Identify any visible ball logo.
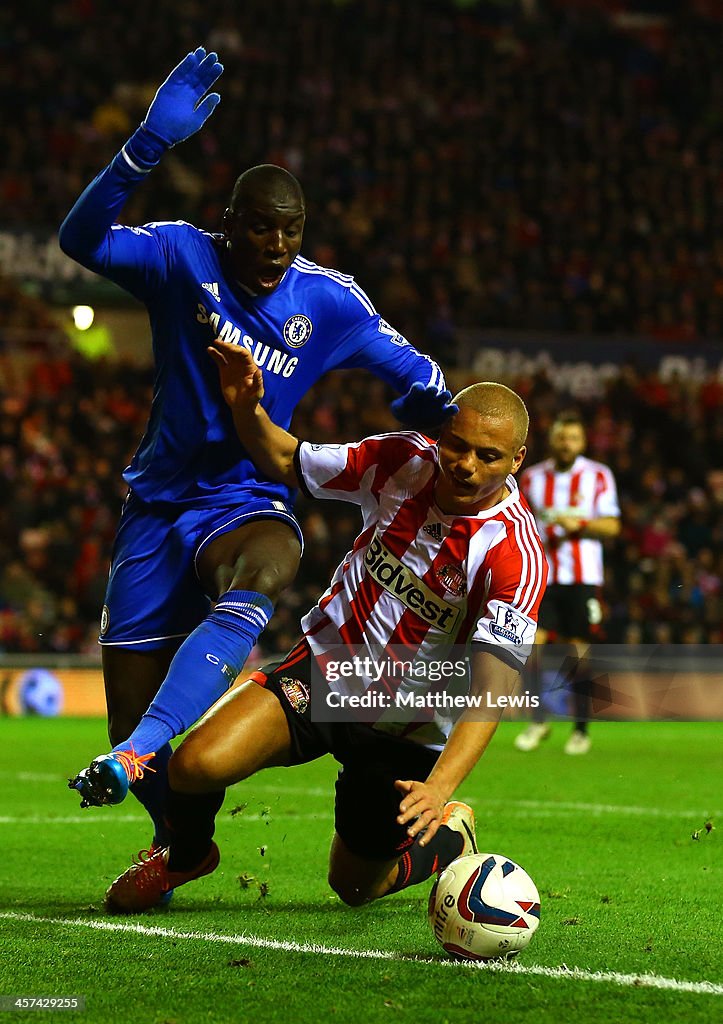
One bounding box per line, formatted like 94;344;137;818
100;605;110;636
459;857;538;929
283;314;313;348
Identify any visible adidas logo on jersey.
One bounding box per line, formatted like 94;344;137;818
423;522;443;541
202;282;220;301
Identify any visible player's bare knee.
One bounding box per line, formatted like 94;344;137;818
327;871;374;907
169;738;222;793
231;556;299;602
168;745;195;792
329;881;369;907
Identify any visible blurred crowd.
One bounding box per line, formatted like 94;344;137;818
5;0;723;349
0;277;67;356
2;0;720;654
0;345;720;656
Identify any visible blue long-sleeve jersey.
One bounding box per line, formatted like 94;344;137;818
59;141;446;508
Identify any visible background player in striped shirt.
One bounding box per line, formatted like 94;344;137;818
514;413;621;755
63;50;453;853
97;341;547;912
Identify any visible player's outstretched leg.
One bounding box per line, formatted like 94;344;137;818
68;590;274;808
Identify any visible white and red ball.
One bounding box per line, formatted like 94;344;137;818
428;853;540;961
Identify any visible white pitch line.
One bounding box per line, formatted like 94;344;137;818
475;798;722;819
0;812;332;826
248;783;719;818
0;815;148;825
0;912;721;997
246;782;329;798
0;770;65;783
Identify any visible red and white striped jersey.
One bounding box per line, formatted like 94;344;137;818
297;432;547;746
521;455;620;586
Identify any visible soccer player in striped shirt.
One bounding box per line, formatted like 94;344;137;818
98;342;547;912
63;49;452;842
514;413;621;755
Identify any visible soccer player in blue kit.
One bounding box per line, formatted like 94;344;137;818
62;48;453;857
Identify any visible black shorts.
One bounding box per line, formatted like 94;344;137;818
538;584;602;641
251;639;439;862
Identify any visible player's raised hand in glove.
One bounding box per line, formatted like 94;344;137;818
143;47;224;148
208;339;299;488
208;338;264;410
390;383;458;432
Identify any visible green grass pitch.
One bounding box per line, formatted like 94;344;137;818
0;718;721;1024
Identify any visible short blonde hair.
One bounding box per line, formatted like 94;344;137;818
452;382;529;449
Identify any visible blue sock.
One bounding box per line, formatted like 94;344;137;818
128;742;172;845
115;590;273;758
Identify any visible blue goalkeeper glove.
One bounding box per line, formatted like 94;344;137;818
142;47;223;148
390;383;458;431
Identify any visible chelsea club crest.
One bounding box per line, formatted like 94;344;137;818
283;314;313;348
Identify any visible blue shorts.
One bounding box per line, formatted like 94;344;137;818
99;493;303;649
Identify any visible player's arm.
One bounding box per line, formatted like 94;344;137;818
551;515;621;539
398;523;547;844
396;650;519;846
552;466;621;539
208;339;300;488
58;48;222;283
324;290;456;431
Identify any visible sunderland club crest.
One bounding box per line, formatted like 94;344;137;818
279;676;310;714
436;564;467;597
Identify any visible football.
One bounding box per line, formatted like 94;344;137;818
428;853;540;961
